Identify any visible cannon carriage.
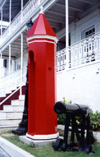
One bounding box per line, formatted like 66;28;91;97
52;101;94;154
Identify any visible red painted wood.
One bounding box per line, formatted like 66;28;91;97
27;13;58;137
26;13;57;37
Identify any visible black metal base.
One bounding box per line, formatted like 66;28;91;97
12;126;27;135
12;107;28;135
12;65;28;135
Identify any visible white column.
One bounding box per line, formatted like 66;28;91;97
20;33;23;95
38;0;41;5
65;0;69;69
0;52;2;79
1;8;3;40
9;44;11;76
9;0;11;23
9;0;11;35
66;0;69;48
21;0;23;22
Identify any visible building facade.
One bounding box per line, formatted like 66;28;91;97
0;0;100;112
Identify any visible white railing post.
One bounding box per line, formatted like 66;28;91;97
20;33;23;95
9;0;12;35
38;0;41;5
9;44;11;86
68;46;71;68
9;0;12;23
21;0;23;22
97;34;100;60
0;52;2;79
65;0;69;70
79;42;82;65
1;8;3;41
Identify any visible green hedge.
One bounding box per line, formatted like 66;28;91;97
90;110;100;130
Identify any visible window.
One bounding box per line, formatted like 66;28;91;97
85;27;95;38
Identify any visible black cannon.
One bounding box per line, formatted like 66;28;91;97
52;101;94;154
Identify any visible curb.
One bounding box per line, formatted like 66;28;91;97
0;136;35;157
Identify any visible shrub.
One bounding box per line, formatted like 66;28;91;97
57;98;72;125
90;110;100;131
75;110;100;131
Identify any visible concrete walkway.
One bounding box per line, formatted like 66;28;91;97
0;136;34;157
0;147;10;157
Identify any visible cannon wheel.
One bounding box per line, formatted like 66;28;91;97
52;138;63;151
85;144;92;154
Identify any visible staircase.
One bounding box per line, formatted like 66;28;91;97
0;86;26;131
0;86;26;110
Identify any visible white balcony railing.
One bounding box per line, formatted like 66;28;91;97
0;0;46;45
0;69;26;96
56;32;100;72
0;72;26;106
56;48;66;72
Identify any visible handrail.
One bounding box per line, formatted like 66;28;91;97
0;0;6;10
0;72;26;106
0;69;22;96
0;73;26;95
0;86;20;106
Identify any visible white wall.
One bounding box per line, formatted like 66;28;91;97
13;53;28;74
15;53;28;82
23;53;28;74
57;61;100;113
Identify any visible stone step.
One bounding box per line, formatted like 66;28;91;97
11;94;25;106
0;86;25;107
0;111;23;119
0;118;21;126
11;100;19;105
19;100;24;105
11;99;24;106
19;95;25;101
3;105;24;112
0;125;18;131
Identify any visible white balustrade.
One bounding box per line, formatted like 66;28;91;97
0;0;46;45
0;69;26;96
56;32;100;71
68;32;100;68
11;12;21;32
56;48;66;72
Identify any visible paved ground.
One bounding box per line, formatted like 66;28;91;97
0;147;10;157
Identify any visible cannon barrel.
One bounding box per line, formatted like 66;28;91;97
54;101;90;116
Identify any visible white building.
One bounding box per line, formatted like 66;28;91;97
0;0;100;120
